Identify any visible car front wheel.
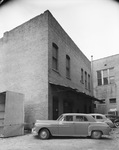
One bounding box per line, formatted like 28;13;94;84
91;131;102;139
38;129;50;140
114;122;119;128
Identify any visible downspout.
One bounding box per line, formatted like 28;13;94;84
91;55;94;97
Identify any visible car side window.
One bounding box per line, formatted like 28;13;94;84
64;116;73;121
96;116;103;119
75;116;88;122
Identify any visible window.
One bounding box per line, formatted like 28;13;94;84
81;68;84;83
97;70;102;86
109;68;114;84
85;71;87;89
64;116;73;121
103;69;108;85
97;67;114;86
66;55;70;79
100;99;105;104
109;98;116;103
52;43;58;71
96;116;103;119
75;116;88;122
88;74;90;90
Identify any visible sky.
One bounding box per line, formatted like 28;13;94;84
0;0;119;61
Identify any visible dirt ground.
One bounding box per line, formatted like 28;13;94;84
0;128;119;150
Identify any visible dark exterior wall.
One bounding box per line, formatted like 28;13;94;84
0;12;49;124
92;54;119;114
48;11;92;95
48;84;94;120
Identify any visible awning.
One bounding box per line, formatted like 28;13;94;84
49;82;99;101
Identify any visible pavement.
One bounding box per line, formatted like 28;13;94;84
0;128;119;150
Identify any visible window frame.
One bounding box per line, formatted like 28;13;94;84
97;67;114;86
52;43;58;71
109;98;116;104
66;55;71;79
81;68;84;84
85;71;87;89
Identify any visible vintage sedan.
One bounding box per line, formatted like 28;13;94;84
32;113;112;140
90;113;114;128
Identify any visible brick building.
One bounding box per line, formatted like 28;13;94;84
0;10;96;126
92;54;119;115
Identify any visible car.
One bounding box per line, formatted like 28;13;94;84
105;114;117;123
105;114;119;128
90;113;114;128
32;113;112;140
114;118;119;128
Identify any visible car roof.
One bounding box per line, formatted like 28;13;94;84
59;113;96;122
62;113;93;116
105;114;116;116
89;113;105;116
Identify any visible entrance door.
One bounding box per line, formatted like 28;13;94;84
53;97;59;120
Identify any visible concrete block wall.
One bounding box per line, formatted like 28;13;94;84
92;54;119;113
0;11;49;124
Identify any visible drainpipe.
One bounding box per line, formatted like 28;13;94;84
91;55;94;96
91;55;95;112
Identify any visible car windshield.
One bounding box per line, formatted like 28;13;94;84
57;114;63;121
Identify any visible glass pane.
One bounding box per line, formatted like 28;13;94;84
96;116;103;119
66;68;70;78
53;47;57;58
66;56;70;68
109;98;116;103
98;79;102;86
97;71;102;79
109;68;114;76
65;116;73;121
103;69;108;77
52;58;58;70
109;76;114;84
103;77;108;85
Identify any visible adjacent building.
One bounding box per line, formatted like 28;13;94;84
0;10;96;126
92;54;119;115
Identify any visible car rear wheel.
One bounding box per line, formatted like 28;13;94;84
114;122;119;128
91;131;102;139
38;129;50;140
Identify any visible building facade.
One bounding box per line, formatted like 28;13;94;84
92;54;119;115
0;10;96;126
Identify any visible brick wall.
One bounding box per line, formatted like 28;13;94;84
47;11;93;96
0;11;49;124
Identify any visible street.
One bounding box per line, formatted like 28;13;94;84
0;128;119;150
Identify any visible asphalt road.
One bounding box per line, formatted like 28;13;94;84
0;128;119;150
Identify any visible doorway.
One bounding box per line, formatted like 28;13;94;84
53;96;59;120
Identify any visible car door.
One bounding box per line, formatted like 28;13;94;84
74;115;90;136
58;115;75;136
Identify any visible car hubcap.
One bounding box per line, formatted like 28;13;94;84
94;132;100;137
115;122;119;127
40;131;47;139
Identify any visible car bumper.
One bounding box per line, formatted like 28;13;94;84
32;128;38;136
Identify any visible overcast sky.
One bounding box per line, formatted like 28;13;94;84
0;0;119;60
